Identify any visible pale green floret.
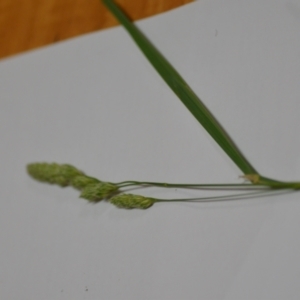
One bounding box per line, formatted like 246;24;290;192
110;194;155;209
27;162;83;187
80;182;118;202
71;175;100;190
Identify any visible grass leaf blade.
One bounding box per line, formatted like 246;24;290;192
102;0;258;175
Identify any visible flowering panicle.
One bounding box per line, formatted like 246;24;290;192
27;163;83;187
71;175;100;190
110;194;155;209
80;182;119;202
28;162;278;210
27;162;120;204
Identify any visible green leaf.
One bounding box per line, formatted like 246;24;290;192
101;0;258;176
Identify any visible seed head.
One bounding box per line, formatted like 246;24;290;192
71;176;100;190
110;194;155;209
80;182;118;202
27;162;83;187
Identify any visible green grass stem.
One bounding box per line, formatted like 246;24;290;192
154;188;290;203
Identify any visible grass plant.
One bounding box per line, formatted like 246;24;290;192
27;0;300;209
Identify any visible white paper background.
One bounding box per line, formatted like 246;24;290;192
1;0;300;299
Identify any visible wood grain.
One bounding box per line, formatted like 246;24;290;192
0;0;193;59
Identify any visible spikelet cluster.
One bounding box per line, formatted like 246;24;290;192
27;162;119;202
110;194;155;209
27;162;157;209
71;175;100;190
80;182;118;202
27;163;83;187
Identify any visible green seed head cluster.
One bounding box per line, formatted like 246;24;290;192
27;163;84;187
80;182;119;202
71;175;100;190
27;162;119;203
110;194;155;209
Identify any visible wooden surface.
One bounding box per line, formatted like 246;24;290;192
0;0;193;60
